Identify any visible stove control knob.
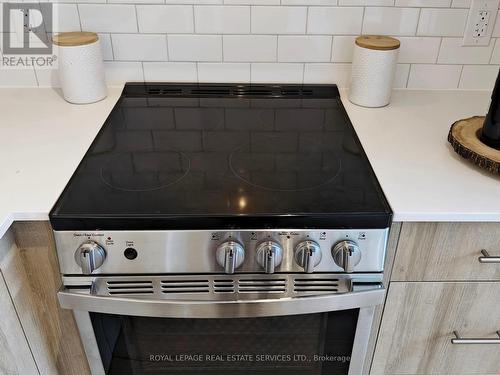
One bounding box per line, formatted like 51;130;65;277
75;241;106;275
332;240;361;273
216;241;245;274
256;241;283;274
295;240;322;273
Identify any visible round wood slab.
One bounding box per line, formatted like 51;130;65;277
448;116;500;175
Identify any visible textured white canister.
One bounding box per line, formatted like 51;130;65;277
53;32;107;104
349;35;400;108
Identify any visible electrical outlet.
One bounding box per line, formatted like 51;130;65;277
463;0;500;46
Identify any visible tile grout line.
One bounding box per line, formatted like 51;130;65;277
435;36;443;63
360;6;365;34
457;64;465;88
76;4;83;32
165;33;169;61
134;4;140;33
488;37;497;64
405;64;412;88
109;33;116;60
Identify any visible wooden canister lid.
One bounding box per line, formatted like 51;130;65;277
355;35;400;50
52;32;99;47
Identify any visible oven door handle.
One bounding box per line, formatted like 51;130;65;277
58;285;385;318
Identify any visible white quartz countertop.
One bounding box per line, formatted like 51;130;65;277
341;89;500;222
0;86;124;238
0;86;499;239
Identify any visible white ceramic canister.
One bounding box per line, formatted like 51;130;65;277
349;35;400;108
53;32;107;104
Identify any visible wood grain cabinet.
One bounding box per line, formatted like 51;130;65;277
371;222;500;375
371;282;500;375
0;222;90;375
0;264;39;375
393;222;500;281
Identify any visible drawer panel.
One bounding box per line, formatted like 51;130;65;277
393;223;500;281
371;282;500;375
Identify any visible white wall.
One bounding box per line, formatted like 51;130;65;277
1;0;499;89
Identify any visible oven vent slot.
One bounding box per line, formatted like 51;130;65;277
161;280;210;294
106;280;154;295
147;87;183;96
213;279;235;293
238;279;287;293
191;88;231;96
293;278;341;293
281;88;314;97
233;88;274;96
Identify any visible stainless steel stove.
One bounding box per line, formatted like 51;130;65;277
50;83;392;375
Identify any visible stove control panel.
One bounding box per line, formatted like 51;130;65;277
54;229;389;275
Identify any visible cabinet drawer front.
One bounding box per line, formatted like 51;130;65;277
371;282;500;375
393;223;500;281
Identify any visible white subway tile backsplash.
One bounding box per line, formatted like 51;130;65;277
251;63;304;83
251;6;307;34
34;69;60;88
451;0;470;7
195;6;250;34
363;7;420;36
304;63;351;86
398;37;441;63
224;0;279;4
282;0;337;4
104;62;144;84
304;62;409;87
98;34;114;61
459;65;500;89
197;63;250;82
109;0;163;3
278;35;332;62
168;35;222;61
143;62;198;81
51;4;81;33
438;37;494;64
417;8;468;36
0;68;38;87
223;35;277;62
307;7;363;35
331;36;356;62
493;11;500;37
407;64;462;89
339;0;393;5
491;39;500;63
167;0;222;3
112;34;167;61
78;4;138;33
137;5;194;33
3;1;499;89
394;64;411;88
396;0;451;7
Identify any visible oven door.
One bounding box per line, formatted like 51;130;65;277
59;275;384;375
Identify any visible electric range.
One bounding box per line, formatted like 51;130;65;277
50;83;392;375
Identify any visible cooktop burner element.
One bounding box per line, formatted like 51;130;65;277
100;150;191;192
229;136;342;192
50;83;391;230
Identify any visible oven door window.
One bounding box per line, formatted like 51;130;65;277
91;310;359;375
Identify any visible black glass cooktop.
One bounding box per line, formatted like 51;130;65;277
50;83;391;230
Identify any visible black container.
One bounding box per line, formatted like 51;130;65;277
481;68;500;149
